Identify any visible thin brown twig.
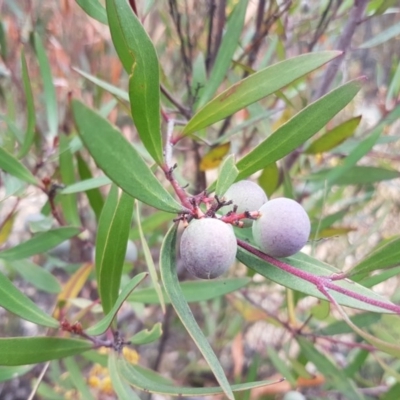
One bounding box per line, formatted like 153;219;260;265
160;84;191;119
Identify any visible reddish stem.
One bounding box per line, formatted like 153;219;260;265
237;239;400;315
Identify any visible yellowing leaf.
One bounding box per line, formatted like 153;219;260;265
54;263;92;319
258;163;279;197
314;226;356;239
0;213;15;245
271;108;294;131
200;143;230;171
227;294;273;323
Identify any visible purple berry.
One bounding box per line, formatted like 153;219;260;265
252;198;310;258
180;218;237;279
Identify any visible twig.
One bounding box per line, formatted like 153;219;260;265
160;85;191;119
205;0;216;72
315;0;369;99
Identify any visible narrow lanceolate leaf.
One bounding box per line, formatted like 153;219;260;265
236;246;397;313
34;33;58;139
76;0;108;25
197;0;248;109
72;100;185;214
297;338;363;400
18;49;36;158
96;185;134;315
129;277;250;304
0;338;92;366
236;78;363;179
59;135;81;226
0;270;59;328
359;21;400;48
304;115;361;154
61;176;112;194
130;322;162;345
0;227;80;261
0;146;37;185
109;352;141;400
86;272;147;336
118;356;280;396
64;357;95;400
348;236;400;279
160;224;234;400
183;51;342;135
136;202;166;313
107;0;163;165
215;155;239;197
0;366;33;383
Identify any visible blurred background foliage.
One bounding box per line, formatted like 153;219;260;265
1;0;400;399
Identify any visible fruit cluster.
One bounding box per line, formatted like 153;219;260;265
180;180;311;279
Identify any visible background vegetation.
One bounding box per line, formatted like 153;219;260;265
1;0;400;399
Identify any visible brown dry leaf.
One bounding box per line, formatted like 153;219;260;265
232;332;244;379
53;262;92;319
199;143;230;171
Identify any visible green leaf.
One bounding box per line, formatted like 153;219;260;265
18;49;36;158
86;272;147;336
160;224;234;400
215;155;239;197
0;338;92;366
0;227;80;261
130;211;171;240
348;236;400;279
8;259;61;294
59;135;81;226
95;185;134;315
196;0;248;109
76;0;108;24
235;78;363;179
266;347;296;387
0;365;32;383
257;163;279;197
129;277;250;304
34;33;58;139
118;355;279;396
73;67;129;101
136;202;166;312
64;357;95;400
76;152;105;221
0;146;37;185
72;99;185;213
0;270;58;327
60;176;112;194
108;351;141;400
130;322;162;345
236;246;397;313
359;21;400;48
297;338;363;400
107;0;163;165
183;51;342;134
307;166;400;186
304;115;361;154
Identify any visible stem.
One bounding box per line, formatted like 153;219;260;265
237;239;400;315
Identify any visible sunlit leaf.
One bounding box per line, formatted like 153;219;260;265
72;100;185;213
0;270;58;328
215;154;239;197
0;227;80;261
304;116;361;154
200;143;230;171
0;338;92;366
236;78;363;179
107;0;163;164
95;185;134;314
183;51;342;134
160;224;234;400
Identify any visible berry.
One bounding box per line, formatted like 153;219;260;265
283;391;307;400
252;198;310;258
180;218;237;279
224;180;268;227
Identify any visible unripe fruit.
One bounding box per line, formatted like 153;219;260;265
180;218;237;279
252;198;310;258
283;391;306;400
224;180;268;227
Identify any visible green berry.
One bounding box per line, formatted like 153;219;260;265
180;218;237;279
252;198;310;258
224;180;268;227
